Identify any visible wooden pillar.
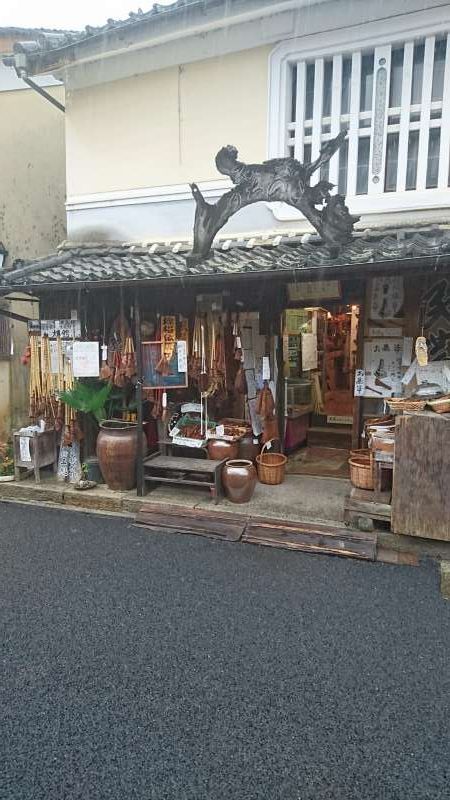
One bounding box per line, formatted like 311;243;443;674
134;289;145;497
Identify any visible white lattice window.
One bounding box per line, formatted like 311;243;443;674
269;10;450;216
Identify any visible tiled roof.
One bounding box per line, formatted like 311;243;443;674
10;2;200;55
2;229;450;291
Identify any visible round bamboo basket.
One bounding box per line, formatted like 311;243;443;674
349;452;374;490
256;442;287;485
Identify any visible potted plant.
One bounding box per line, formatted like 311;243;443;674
0;441;15;482
60;379;146;491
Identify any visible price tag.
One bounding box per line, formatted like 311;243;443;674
162;391;167;409
101;344;108;360
354;369;366;397
236;336;242;349
216;424;225;436
177;340;188;373
262;356;271;380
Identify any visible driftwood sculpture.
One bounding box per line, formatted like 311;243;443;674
187;131;359;263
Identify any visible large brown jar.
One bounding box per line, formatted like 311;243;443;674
207;439;239;461
222;459;257;504
238;435;260;462
96;421;146;491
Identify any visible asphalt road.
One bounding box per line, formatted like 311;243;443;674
1;502;449;800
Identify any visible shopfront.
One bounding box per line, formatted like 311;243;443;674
2;230;450;541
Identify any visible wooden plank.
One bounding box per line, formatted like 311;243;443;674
135;505;246;542
392;414;450;539
242;521;376;560
138;503;248;525
344;496;391;521
135;503;376;560
144;455;223;472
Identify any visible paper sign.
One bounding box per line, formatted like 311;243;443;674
262;357;271;380
247;398;263;436
216;424;225;437
301;333;318;371
243;350;255;370
402;358;417;385
176;340;187;373
363;338;403;397
70;310;78;321
72;341;100;377
241;327;253;350
245;369;257;400
402;337;413;367
368;327;402;338
354;368;366;397
19;436;31;462
370;276;404;319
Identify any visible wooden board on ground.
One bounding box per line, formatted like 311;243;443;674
392;413;450;540
135;504;376;560
241;518;376;560
344;487;391;526
135;503;247;542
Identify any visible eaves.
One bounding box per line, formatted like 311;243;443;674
13;0;325;84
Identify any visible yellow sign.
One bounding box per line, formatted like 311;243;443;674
288;280;341;302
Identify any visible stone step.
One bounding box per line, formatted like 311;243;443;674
307;426;352;449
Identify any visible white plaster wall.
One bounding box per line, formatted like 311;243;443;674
0;81;66;265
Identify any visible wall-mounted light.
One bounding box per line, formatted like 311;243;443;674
0;243;8;269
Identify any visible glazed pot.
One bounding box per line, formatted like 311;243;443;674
96;420;146;491
238;434;260;462
222;459;257;504
207;438;239;461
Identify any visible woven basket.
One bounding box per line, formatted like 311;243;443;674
256;441;287;485
349;452;374;490
387;398;426;413
427;395;450;414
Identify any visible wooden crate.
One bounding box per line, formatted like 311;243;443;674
13;429;57;483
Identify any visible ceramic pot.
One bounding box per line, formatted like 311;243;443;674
96;420;146;491
207;439;239;461
238;435;260;462
222;459;257;504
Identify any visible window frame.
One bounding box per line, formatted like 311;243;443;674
267;6;450;220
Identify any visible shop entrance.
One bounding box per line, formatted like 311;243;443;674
284;303;359;479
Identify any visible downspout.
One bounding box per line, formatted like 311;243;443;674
21;76;65;113
2;56;65;113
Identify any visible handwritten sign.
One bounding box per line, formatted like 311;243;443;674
72;342;100;378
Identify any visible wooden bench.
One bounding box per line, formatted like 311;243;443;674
143;452;225;504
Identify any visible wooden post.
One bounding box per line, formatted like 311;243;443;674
134;289;145;497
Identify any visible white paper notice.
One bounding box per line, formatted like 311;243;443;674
402;337;413;367
247;398;263;436
402;358;417;385
245;369;257;400
19;436;31;462
262;357;271;380
301;333;318;371
177;340;187;373
72;341;100;377
354;369;366;397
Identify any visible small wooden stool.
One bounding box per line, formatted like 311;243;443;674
13;429;58;483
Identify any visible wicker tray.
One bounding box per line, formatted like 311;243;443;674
387;398;426;413
427;395;450;414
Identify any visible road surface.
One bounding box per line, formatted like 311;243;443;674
1;502;449;799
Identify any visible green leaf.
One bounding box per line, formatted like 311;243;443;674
60;380;112;421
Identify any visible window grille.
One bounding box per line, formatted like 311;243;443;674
286;33;450;197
